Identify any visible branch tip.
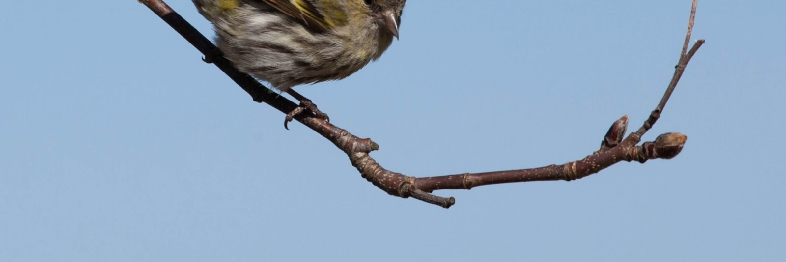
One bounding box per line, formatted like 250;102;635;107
405;186;455;208
653;132;687;159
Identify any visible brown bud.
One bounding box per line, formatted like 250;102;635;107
601;115;629;150
654;132;687;159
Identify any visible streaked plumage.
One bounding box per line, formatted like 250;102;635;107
193;0;405;91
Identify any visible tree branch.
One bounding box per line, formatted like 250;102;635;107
138;0;704;208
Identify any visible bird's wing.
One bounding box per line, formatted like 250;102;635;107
256;0;349;32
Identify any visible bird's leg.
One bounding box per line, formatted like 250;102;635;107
284;89;330;130
199;48;328;129
198;49;328;129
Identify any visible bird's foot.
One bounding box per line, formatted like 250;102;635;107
284;99;330;130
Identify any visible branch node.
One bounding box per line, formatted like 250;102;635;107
563;162;578;181
462;173;473;189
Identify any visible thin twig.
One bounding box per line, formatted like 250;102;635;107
635;0;704;138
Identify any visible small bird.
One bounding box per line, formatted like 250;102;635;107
193;0;406;128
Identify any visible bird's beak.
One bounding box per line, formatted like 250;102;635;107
382;11;399;39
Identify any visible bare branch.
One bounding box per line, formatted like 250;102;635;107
138;0;703;208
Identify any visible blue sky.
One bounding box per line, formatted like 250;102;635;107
1;0;784;261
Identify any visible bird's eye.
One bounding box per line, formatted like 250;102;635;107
363;0;372;5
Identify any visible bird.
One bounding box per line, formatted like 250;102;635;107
192;0;406;128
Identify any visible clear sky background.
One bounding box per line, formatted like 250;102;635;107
1;0;784;261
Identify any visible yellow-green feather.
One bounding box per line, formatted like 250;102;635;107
288;0;348;28
291;0;329;28
216;0;240;10
314;0;348;27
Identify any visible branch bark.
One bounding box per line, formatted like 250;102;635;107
138;0;704;208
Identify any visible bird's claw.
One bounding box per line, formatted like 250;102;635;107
202;48;223;64
284;100;329;130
